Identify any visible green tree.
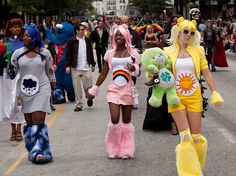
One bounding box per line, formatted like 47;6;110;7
215;0;230;19
235;0;236;18
9;0;92;16
132;0;171;15
174;0;189;16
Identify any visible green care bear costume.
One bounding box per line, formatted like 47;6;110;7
141;47;180;107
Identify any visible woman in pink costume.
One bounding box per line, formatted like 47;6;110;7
88;24;140;159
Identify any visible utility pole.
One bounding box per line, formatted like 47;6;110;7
234;0;236;19
0;0;8;27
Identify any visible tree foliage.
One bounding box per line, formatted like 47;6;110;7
9;0;92;15
216;0;231;4
189;0;231;4
132;0;171;14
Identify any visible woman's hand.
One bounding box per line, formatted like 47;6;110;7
214;103;221;109
125;63;135;72
17;97;23;107
6;65;14;74
65;67;71;73
53;64;57;71
91;66;95;72
51;82;57;90
88;85;100;97
211;91;224;109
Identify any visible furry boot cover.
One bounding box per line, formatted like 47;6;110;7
30;124;53;164
176;129;203;176
105;122;122;158
23;125;33;161
119;123;135;159
23;125;32;152
192;134;208;170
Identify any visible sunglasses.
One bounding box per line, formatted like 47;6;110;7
182;29;195;36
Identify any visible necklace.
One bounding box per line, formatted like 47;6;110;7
178;50;189;58
116;49;127;58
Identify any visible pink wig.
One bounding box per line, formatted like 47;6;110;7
112;24;137;59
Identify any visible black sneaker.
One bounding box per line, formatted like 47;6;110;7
74;107;82;111
211;65;216;72
50;104;56;111
87;99;93;107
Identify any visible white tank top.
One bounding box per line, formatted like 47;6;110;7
175;57;199;96
111;56;132;87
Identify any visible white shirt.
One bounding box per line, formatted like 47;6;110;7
76;36;90;71
111;56;132;87
175;57;199;96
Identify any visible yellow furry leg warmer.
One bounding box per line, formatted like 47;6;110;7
176;129;203;176
192;134;208;170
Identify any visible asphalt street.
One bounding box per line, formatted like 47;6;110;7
0;53;236;176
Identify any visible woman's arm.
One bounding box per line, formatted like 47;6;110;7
201;68;224;107
154;35;159;46
88;61;109;98
144;34;147;42
8;48;20;79
45;49;56;83
95;61;109;86
201;68;216;92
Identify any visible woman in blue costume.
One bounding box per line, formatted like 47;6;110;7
0;18;24;142
8;24;54;164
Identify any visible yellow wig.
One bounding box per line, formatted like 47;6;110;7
167;17;201;51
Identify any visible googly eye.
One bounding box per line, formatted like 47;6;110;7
56;24;63;29
154;79;159;83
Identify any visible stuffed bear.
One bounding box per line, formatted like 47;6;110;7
141;47;180;107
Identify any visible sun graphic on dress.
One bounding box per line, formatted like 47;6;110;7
176;72;198;96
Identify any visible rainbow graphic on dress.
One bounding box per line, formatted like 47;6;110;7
112;69;130;87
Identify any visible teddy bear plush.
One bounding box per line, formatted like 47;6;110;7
141;47;180;107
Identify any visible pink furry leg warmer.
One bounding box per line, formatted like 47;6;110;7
119;123;135;159
105;122;122;159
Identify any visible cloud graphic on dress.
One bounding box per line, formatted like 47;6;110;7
23;78;37;88
21;75;39;96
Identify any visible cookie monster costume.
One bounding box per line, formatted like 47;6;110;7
46;22;75;103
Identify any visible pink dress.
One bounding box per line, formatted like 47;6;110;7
104;49;140;105
106;56;134;105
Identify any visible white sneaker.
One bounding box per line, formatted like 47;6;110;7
108;155;116;159
122;155;130;160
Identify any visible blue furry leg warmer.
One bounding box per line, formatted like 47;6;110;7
28;124;53;164
23;125;33;154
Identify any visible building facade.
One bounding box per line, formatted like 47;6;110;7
92;0;130;17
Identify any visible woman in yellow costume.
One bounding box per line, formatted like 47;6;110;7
164;17;224;176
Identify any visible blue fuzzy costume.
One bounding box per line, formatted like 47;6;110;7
24;124;53;164
46;22;75;103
